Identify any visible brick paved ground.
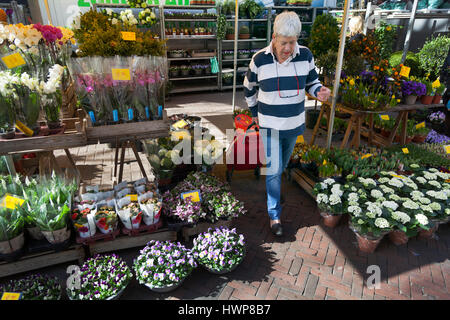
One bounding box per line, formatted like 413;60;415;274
2;91;449;300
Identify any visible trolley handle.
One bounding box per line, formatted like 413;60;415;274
246;121;259;132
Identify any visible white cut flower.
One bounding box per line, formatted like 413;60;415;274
402;200;419;210
316;194;328;205
445;208;450;215
370;189;384;199
348;205;362;217
329;194;342;206
415;214;429;226
382;201;398;211
374;218;390;229
391;211;411;224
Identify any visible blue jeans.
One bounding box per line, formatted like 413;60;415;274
261;129;297;221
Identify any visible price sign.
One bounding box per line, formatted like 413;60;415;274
172;119;188;129
121;32;136;41
1;52;26;69
432;79;441;88
323;159;327;165
380;115;390;121
15;120;34;137
111;68;131;81
402;148;409;154
416;122;425;129
390;173;405;179
0;194;25;210
296;135;304;144
181;190;201;202
399;65;411;78
361;154;373;160
127;194;138;202
1;292;22;300
445;145;450;154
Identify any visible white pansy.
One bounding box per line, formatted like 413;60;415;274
382;201;398;211
374;218;390;229
391;211;411;224
415;214;429;226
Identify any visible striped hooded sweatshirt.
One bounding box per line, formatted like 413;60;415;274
243;41;323;138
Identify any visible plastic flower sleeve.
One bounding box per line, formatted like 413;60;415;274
114;181;128;192
115;196;134;229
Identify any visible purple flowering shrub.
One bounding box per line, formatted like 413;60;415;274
426;130;450;144
133;240;197;287
67;254;132;300
192;227;245;272
402;80;426;96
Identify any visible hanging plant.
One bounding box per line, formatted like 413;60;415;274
216;14;227;40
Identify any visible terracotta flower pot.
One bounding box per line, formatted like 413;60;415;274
355;232;383;253
226;34;235;40
404;95;417;105
420;95;433;105
432;95;442;104
412;134;427;143
388;230;409;246
320;211;341;228
418;220;439;239
238;34;250;39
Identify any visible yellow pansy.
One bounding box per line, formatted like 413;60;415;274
349;79;355;86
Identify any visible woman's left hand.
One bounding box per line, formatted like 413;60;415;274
317;86;331;102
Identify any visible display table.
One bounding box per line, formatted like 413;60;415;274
307;94;444;149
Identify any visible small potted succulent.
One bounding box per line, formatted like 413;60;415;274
94;205;118;234
312;178;346;228
0;274;61;300
238;25;250;39
401;80;426;105
223;50;234;60
238;49;250;59
192;227;246;274
67;254;133;300
133;240;197;293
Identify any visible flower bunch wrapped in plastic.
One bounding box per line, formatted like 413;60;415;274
0;274;61;300
67;254;132;300
192;227;245;272
133;240;197;288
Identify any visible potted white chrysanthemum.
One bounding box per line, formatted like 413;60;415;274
312;178;345;228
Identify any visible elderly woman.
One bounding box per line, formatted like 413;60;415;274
243;11;331;236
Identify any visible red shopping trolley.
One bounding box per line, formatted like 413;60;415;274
226;114;265;183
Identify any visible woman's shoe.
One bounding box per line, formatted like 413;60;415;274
271;223;283;237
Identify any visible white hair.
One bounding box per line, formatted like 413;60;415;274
273;11;301;38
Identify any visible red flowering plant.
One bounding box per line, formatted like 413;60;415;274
94;206;118;233
71;208;91;233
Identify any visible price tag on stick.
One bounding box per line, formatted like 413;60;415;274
402;148;409;154
380;115;390;121
296;135;304;144
121;32;136;41
181;190;201;202
112;68;131;81
416;122;425;129
399;65;411;78
1;52;26;69
445;145;450;154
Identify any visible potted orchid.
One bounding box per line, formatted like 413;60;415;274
133;240;197;293
0;71;18;139
41;64;65;129
0;274;61;300
401;80;426;105
192;227;245;274
312;178;345;228
67;254;132;300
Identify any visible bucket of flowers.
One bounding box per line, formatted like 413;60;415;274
0;274;61;300
139;193;162;226
71;207;97;238
312;178;346;228
67;254;132;300
94;205;118;234
133;240;197;293
115;197;143;230
192;227;246;274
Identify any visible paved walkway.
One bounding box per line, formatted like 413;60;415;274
2;91;449;300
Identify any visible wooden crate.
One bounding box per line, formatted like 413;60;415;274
87;229;177;256
182;219;233;242
0;245;85;278
290;168;316;199
121;219;163;237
